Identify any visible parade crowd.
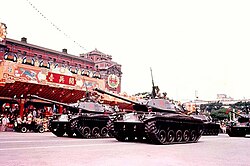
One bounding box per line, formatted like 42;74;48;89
0;105;52;132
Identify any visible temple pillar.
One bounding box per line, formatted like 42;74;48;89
58;105;63;114
19;99;25;118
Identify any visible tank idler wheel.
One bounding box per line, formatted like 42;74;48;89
92;127;100;138
167;130;175;143
175;130;182;142
158;129;167;144
183;130;190;142
21;126;27;133
190;130;197;142
83;126;91;138
100;127;108;137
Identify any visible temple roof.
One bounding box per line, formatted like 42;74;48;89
6;38;94;64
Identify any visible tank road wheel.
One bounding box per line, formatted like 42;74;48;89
190;130;197;142
175;130;182;142
100;127;108;137
158;129;167;144
21;126;27;133
83;127;91;138
167;130;175;143
183;130;190;142
92;127;100;138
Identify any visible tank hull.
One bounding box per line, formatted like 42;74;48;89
50;114;112;138
226;126;250;137
113;113;204;145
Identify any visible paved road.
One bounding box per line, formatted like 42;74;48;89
0;132;249;166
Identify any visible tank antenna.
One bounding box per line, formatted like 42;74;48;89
150;67;156;98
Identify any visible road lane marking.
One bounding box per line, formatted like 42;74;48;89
0;142;135;151
0;138;115;144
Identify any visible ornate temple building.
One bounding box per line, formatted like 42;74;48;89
0;22;122;116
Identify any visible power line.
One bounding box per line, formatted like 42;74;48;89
25;0;87;51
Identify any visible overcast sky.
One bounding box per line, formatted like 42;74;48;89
1;0;250;101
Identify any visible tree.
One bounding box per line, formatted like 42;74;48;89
200;102;223;112
210;108;229;121
229;101;250;114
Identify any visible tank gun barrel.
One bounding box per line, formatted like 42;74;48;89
94;88;139;105
29;94;73;108
28;94;105;114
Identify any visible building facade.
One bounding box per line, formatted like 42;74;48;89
0;23;122;95
0;22;122;116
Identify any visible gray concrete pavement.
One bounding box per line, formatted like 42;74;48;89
0;132;249;166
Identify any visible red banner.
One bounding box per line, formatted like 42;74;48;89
46;72;75;86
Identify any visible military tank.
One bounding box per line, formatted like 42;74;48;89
181;102;221;136
190;115;220;135
29;94;117;138
94;88;204;145
226;109;250;137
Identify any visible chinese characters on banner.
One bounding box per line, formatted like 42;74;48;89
46;72;76;86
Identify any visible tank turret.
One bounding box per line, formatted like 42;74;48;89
94;88;176;113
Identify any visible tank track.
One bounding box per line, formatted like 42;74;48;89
113;121;146;142
67;116;111;138
202;123;220;136
226;126;248;137
144;118;203;145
